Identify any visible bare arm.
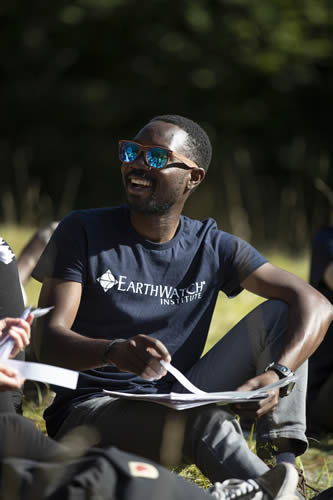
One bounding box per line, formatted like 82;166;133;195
17;222;59;286
233;262;333;417
34;278;105;369
35;277;170;379
241;262;333;371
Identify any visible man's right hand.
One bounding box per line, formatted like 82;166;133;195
105;334;171;381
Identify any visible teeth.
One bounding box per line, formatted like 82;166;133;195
130;177;152;187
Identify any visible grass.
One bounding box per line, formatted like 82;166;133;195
2;225;332;497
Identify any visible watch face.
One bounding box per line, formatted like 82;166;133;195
278;365;290;375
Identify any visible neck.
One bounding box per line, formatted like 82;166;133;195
129;211;181;243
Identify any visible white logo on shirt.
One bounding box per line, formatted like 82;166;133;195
97;269;206;306
97;269;119;292
0;239;15;265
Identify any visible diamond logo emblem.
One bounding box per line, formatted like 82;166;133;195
97;269;118;292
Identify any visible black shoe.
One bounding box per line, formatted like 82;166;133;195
310;487;333;500
209;463;299;499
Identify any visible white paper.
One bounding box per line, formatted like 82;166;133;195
6;359;79;390
160;360;206;394
103;361;297;410
102;388;269;410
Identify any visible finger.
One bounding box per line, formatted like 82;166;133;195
0;366;25;390
3;318;31;342
17;319;32;340
3;317;27;329
0;365;20;377
0;375;25;391
8;328;25;350
131;336;171;376
25;313;34;326
118;356;164;381
236;380;261;392
12;326;30;346
256;396;279;417
137;335;171;362
128;341;167;379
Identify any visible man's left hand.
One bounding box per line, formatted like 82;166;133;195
231;371;280;418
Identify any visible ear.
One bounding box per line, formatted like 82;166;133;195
187;168;205;190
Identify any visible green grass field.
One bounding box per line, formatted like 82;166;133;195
1;225;332;497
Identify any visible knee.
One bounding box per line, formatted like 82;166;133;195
263;299;289;319
257;299;289;342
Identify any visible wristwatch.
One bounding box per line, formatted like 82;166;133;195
264;362;296;397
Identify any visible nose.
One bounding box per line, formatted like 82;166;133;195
130;151;151;170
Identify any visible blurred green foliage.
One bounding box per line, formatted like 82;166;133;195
1;0;333;250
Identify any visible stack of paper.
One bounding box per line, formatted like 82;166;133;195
103;360;297;410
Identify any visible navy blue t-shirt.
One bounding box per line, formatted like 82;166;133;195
33;206;267;435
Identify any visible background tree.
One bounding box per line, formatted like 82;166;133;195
1;0;333;251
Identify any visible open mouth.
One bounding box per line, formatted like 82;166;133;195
127;172;154;192
129;176;152;188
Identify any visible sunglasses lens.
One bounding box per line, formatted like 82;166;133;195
120;142;140;163
147;147;169;169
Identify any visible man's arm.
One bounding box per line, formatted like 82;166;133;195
34;278;170;379
241;262;332;371
233;262;333;418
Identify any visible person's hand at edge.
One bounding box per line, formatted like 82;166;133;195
0;364;25;391
0;315;33;358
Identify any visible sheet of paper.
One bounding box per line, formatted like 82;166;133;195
6;359;79;390
102;388;269;410
160;359;297;397
160;360;206;394
103;363;297;411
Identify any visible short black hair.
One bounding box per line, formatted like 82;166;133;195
149;114;212;172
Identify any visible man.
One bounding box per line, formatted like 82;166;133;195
32;115;332;497
0;236;298;500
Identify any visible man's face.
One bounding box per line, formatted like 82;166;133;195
121;121;193;216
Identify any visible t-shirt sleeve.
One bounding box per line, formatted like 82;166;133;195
217;232;268;297
32;212;87;284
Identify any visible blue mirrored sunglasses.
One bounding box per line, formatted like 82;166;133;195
119;140;199;170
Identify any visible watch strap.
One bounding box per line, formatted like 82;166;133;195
264;362;293;379
264;362;295;397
